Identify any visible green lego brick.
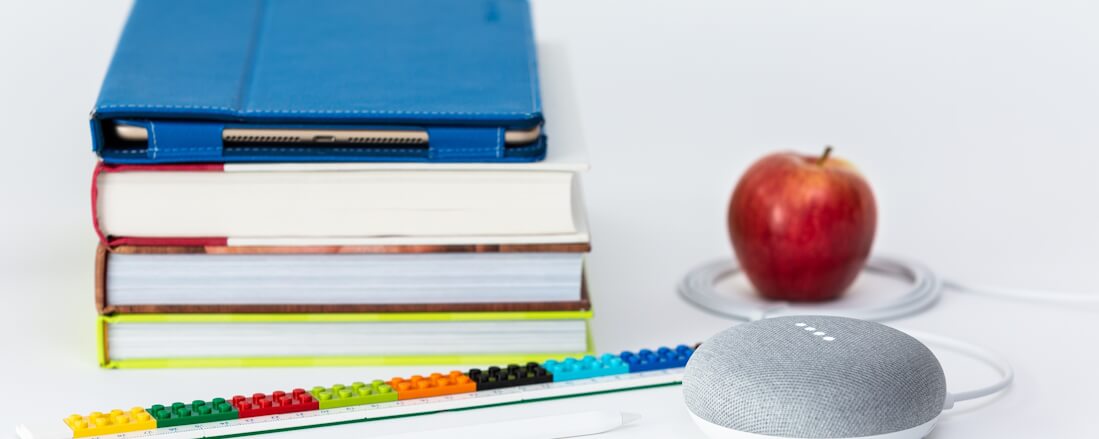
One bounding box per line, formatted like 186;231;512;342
310;380;397;409
147;398;238;428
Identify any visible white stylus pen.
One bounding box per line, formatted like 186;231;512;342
374;411;641;439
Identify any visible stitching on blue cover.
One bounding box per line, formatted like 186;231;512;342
100;104;237;111
96;104;535;117
496;128;503;158
439;148;496;152
240;109;536;115
329;148;419;153
148;121;159;159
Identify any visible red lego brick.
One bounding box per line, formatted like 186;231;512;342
231;389;319;418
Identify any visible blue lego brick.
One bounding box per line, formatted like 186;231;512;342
542;353;629;382
620;345;694;373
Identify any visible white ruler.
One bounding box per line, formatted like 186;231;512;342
16;368;684;439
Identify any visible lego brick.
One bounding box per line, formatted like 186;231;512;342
467;362;553;391
620;345;695;373
310;381;397;409
64;407;156;438
388;371;475;400
543;353;630;382
232;389;319;418
147;398;238;428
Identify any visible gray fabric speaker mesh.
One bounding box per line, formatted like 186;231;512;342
683;316;945;438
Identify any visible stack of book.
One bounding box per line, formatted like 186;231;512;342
88;0;593;368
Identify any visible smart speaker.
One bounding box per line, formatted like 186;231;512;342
683;316;946;439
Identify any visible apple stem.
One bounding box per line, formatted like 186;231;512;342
818;146;834;165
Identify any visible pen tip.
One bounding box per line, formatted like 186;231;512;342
621;412;642;425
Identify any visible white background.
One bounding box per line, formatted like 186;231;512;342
2;0;1099;437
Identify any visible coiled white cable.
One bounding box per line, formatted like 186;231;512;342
678;255;943;322
675;254;1099;407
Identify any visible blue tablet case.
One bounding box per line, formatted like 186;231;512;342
91;0;545;164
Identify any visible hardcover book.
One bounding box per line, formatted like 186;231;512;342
96;244;592;314
92;129;589;246
98;312;594;368
93;163;586;245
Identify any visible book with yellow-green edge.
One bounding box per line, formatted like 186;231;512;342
98;311;594;369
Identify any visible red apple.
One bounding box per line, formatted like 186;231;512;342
728;147;877;301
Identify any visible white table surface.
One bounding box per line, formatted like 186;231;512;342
2;0;1098;437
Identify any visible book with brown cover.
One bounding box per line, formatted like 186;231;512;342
95;243;591;314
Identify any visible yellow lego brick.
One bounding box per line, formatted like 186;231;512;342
64;407;156;438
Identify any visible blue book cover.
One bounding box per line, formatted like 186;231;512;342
91;0;545;164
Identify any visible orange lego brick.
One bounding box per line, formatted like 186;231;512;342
64;407;156;438
388;371;475;400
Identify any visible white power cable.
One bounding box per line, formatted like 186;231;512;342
899;328;1015;410
678;255;1099;322
946;280;1099;303
676;254;1099;408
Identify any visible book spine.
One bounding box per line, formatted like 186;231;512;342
96;315;111;367
92;162;227;247
95;244;110;314
90;162;108;245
